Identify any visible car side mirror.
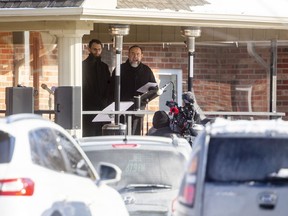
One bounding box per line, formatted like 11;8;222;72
97;162;122;186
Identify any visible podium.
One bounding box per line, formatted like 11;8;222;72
91;102;133;135
140;89;158;104
87;84;159;135
82;110;155;135
92;102;133;123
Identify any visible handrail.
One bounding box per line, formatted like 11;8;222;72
0;110;55;114
2;110;285;117
83;110;286;120
202;111;286;120
203;111;285;118
1;110;285;120
82;110;155;115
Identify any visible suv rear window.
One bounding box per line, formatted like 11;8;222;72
0;131;15;163
86;149;187;190
206;137;288;182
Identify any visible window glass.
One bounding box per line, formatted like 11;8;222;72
85;149;186;190
206;137;288;182
0;131;15;163
29;128;66;172
56;132;94;179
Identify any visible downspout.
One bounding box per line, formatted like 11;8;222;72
247;41;277;113
247;42;269;69
270;40;277;114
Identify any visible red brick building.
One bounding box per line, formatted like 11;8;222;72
0;1;288;135
1;32;287;118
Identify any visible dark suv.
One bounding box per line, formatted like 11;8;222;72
175;118;288;216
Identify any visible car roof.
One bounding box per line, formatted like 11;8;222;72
0;113;69;137
206;117;288;137
78;134;189;146
78;135;192;159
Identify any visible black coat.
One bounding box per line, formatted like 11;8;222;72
111;59;157;110
82;54;112;111
148;126;179;138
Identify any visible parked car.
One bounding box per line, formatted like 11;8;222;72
0;113;129;216
78;134;192;216
175;118;288;216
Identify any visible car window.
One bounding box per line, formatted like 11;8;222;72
0;131;15;163
56;132;94;179
29;128;66;172
85;149;187;190
206;137;288;182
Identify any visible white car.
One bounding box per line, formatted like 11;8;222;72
0;113;129;216
175;118;288;216
78;134;192;216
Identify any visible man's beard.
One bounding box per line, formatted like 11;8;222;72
130;61;140;68
93;55;101;59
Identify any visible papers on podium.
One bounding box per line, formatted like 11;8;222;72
92;101;133;122
137;82;158;93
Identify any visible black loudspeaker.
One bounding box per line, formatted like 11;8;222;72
5;87;34;116
54;86;81;129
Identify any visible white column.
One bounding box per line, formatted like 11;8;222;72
49;29;90;137
50;30;90;86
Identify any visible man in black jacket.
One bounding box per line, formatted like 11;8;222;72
112;45;157;135
148;110;179;137
82;39;112;136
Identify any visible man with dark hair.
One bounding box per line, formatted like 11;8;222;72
82;39;112;136
111;45;157;135
147;110;178;137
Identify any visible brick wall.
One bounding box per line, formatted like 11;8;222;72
129;44;287;120
0;32;14;112
277;47;288;116
1;33;288;121
0;32;58;118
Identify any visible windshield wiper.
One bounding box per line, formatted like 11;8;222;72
124;184;172;190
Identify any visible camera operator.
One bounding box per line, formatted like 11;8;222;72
147;110;180;137
167;92;201;136
181;91;201;124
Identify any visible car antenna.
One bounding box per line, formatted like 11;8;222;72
123;126;127;143
123;123;128;143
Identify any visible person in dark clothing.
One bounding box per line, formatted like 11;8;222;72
111;45;157;135
82;39;112;137
148;110;179;137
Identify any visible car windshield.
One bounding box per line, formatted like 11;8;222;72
0;131;14;164
85;149;186;190
206;137;288;183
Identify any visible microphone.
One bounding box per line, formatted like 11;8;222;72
41;83;54;95
157;81;172;96
51;86;56;93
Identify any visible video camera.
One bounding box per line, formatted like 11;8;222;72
166;92;199;136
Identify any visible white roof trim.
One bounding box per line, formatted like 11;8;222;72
0;6;287;30
81;0;117;9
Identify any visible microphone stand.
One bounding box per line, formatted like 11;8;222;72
146;102;149;135
171;81;176;102
48;92;52;120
